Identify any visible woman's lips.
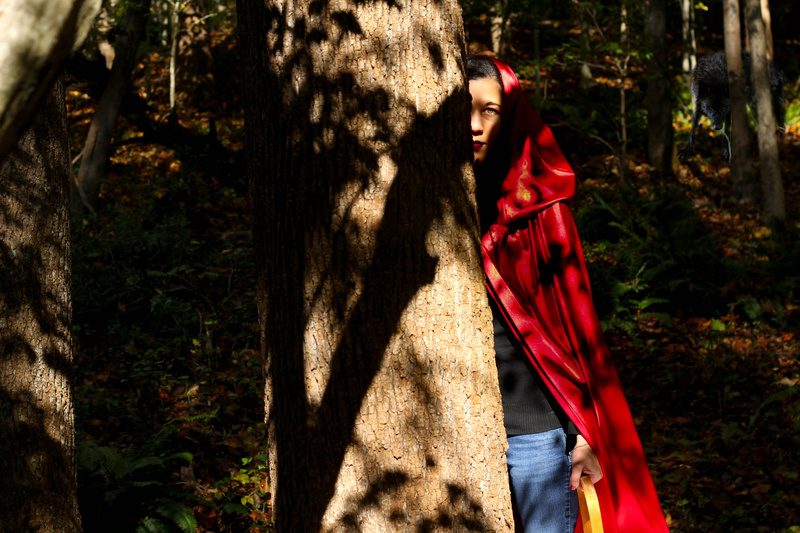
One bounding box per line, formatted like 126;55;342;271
473;142;484;151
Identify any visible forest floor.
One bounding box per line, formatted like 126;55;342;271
66;23;800;533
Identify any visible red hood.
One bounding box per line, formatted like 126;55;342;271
488;58;576;226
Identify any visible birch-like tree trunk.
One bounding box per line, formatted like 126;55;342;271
0;0;101;161
680;0;697;78
238;0;514;530
723;0;755;203
0;77;79;533
491;0;512;58
745;0;784;221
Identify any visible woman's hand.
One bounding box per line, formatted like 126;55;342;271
570;434;603;490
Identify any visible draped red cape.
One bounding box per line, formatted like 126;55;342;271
480;59;669;533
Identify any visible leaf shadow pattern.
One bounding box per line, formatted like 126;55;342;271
300;345;501;532
238;0;512;530
0;79;79;531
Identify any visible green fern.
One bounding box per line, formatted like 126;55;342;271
136;516;172;533
155;499;198;533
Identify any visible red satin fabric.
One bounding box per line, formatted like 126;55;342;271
480;59;669;533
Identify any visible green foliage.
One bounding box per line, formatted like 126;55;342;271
149;499;198;533
576;184;729;332
754;221;800;311
785;99;800;126
211;453;272;530
71;162;259;531
78;437;198;532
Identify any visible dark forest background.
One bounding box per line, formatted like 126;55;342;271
64;0;799;531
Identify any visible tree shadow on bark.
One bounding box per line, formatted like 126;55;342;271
261;90;488;529
0;79;78;531
240;0;506;529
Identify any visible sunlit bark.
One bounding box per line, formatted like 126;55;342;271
0;78;79;533
761;0;773;60
238;0;514;530
0;0;101;161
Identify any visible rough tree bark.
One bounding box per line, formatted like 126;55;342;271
72;0;152;213
0;0;101;161
0;78;79;533
723;0;755;203
745;0;784;221
238;0;515;531
645;0;673;175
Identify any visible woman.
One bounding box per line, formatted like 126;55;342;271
468;55;669;533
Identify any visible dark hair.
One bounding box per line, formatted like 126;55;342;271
467;55;502;86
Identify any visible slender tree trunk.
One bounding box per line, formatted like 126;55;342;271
491;0;512;58
723;0;755;203
574;1;595;89
646;0;673;174
238;0;515;530
72;0;151;213
175;0;216;110
743;0;773;57
169;1;180;110
681;0;697;78
0;0;101;161
760;0;773;60
0;78;80;533
618;1;629;184
745;0;784;221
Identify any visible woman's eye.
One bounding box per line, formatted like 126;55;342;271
484;108;498;116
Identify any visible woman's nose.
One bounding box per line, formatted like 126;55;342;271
470;111;482;133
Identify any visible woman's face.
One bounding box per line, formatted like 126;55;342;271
469;77;503;165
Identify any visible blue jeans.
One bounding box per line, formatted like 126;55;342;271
506;429;579;533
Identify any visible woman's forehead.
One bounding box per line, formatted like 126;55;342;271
469;78;503;102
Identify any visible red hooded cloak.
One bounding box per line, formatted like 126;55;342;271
480;59;669;533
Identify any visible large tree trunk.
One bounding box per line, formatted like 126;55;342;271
745;0;784;221
723;0;755;203
0;0;101;161
72;0;151;213
645;0;673;175
0;78;80;533
238;0;514;531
